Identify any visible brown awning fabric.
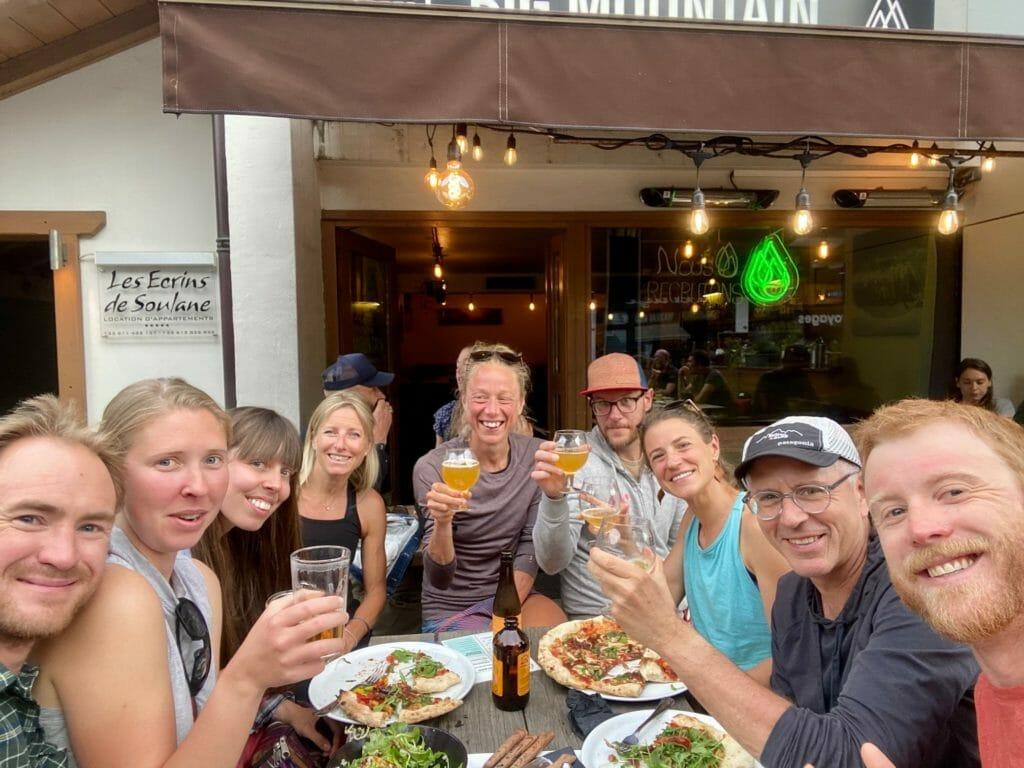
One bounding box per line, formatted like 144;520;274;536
160;1;1024;140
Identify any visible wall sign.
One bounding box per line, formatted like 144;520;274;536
94;253;219;340
740;232;799;306
399;0;935;29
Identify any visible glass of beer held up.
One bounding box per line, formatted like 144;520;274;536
290;545;350;644
442;446;480;511
553;429;590;495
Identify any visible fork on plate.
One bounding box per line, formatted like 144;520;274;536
608;696;677;750
313;659;389;716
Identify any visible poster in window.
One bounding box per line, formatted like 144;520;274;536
851;235;928;337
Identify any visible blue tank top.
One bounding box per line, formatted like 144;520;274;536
683;493;772;670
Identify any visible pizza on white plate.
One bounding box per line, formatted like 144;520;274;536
610;712;754;768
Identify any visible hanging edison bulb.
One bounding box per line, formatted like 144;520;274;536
638;309;646;319
607;312;614;321
589;295;597;311
436;138;475;209
909;140;921;168
700;254;708;265
528;293;536;311
472;132;483;162
793;188;813;236
817;240;829;260
424;157;439;190
690;188;710;235
937;177;960;235
455;123;468;154
468;294;476;311
683;240;694;258
504;133;518;166
982;156;995;173
928;142;940;167
690;303;700;314
433;261;443;279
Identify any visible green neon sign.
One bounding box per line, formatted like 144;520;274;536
741;232;800;306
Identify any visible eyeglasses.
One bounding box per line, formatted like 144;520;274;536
469;349;523;364
590;395;643;416
743;470;860;521
175;597;212;697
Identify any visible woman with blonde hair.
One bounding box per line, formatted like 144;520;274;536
414;341;566;632
298;391;387;652
642;401;790;686
34;378;346;768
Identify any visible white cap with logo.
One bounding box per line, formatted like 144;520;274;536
734;416;861;484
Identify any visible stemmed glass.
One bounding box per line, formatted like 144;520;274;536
577;476;625;535
593;514;657;616
553;429;589;495
441;447;480;512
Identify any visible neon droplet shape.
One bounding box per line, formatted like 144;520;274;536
740;232;800;306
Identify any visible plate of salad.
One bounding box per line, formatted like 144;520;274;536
581;709;760;768
329;723;468;768
310;642;476;726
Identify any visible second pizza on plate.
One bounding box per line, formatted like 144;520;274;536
537;617;681;697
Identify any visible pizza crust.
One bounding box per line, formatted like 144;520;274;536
640;648;679;683
339;691;390;727
398;697;461;723
411;669;461;694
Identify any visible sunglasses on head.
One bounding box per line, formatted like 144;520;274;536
175;597;212;698
469;349;523;364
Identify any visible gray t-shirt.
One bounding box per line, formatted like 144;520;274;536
413;433;542;625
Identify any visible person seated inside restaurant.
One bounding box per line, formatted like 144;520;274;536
34;378;348;768
192;406;342;752
857;399;1024;768
322;352;395;491
413;342;566;632
752;345;819;419
640;401;791;685
645;348;678;398
0;395;120;768
531;353;686;620
679;349;733;410
297;392;387;653
589;415;980;768
951;357;1015;417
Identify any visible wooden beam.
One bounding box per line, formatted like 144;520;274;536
0;1;156;100
0;211;105;236
53;233;87;406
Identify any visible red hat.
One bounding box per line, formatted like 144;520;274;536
580;353;650;396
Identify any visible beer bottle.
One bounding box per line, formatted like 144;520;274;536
492;615;530;711
491;550;521;634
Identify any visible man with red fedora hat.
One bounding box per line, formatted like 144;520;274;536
531;353;686;619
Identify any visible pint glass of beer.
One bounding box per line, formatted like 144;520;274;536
441;447;479;511
290;545;350;642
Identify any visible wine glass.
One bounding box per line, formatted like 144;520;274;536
577;476;625;535
593;514;657;616
441;447;479;512
553;429;589;495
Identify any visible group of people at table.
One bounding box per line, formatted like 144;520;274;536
1;342;1022;768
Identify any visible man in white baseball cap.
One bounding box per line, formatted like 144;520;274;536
590;415;980;767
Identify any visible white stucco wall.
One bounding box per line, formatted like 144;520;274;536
0;40;220;422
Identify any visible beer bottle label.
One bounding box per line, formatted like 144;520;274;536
492;659;503;696
491;613;522;634
517;651;530;696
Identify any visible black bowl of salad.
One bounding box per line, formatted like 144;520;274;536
329;723;468;768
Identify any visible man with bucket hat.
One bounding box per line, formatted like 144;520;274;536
589;415;979;767
531;353;686;619
322;353;395;492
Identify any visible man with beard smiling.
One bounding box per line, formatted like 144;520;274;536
857;399;1024;768
0;396;120;766
589;415;979;767
531;353;686;619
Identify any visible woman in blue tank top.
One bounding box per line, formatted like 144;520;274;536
642;401;791;685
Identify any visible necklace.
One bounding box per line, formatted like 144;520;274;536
620;455;645;467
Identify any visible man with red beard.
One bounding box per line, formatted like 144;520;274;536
0;396;120;767
857;399;1024;768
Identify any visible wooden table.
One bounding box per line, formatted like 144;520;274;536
369;628;698;754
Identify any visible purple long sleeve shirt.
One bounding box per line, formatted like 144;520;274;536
413;433;542;625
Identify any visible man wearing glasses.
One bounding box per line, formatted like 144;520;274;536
590;416;979;767
0;397;119;767
532;353;686;619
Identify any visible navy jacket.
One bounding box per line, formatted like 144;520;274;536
761;536;980;768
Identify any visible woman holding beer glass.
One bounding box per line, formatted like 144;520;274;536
297;392;387;653
193;406;341;752
642;401;790;685
414;342;566;632
34;378;347;768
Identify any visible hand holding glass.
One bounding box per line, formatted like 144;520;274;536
290;545;350;644
594;516;657;573
553;429;589;495
578;477;625;534
441;447;479;511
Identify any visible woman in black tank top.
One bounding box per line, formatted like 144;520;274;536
298;392;388;654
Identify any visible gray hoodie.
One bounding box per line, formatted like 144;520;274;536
535;426;686;617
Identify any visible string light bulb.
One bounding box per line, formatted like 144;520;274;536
793;154;813;235
467;294;476;312
690;303;700;314
690;189;710;235
472;131;483;162
982;144;996;173
638;309;646;319
909;140;921;168
817;240;829;260
937;168;960;236
455;123;468;154
700;254;708;265
708;277;717;286
424;157;439;190
607;312;614;321
433;262;443;279
504;132;518;166
436;136;475;209
589;295;597;311
683;240;694;258
928;143;940;167
528;294;536;311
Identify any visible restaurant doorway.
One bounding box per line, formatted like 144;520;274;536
329;223;560;504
